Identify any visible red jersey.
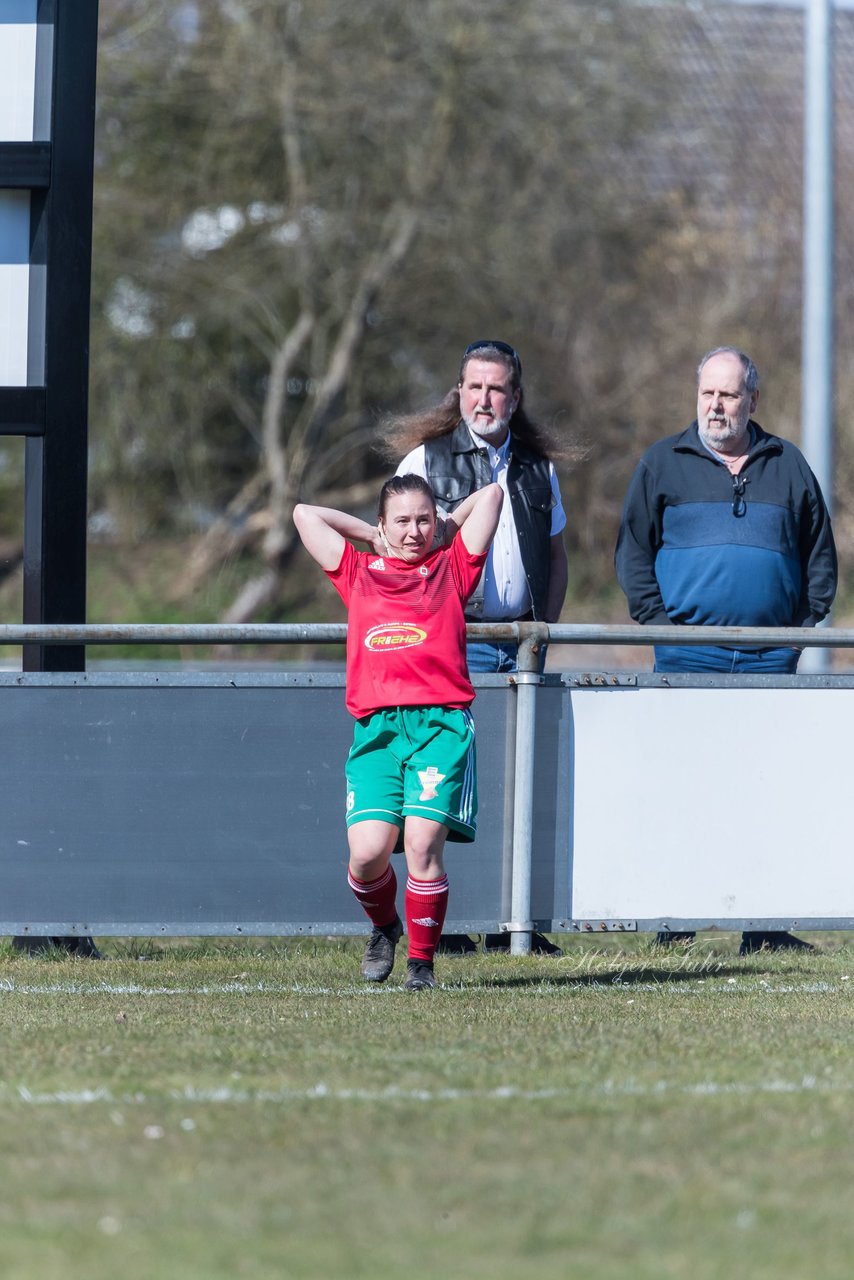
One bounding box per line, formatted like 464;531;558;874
326;536;487;719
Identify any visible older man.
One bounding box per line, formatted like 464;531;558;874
615;346;837;952
386;339;568;954
390;340;568;664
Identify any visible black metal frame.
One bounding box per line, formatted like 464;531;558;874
0;0;99;672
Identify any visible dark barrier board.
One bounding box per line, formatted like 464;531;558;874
0;673;571;935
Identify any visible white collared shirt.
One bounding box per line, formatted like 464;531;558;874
397;428;566;620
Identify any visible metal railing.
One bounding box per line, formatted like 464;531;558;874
0;621;848;649
3;621;851;953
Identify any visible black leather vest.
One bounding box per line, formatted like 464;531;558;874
421;421;555;620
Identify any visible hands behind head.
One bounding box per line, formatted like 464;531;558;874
371;524;392;558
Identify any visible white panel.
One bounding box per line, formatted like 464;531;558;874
0;16;38;143
569;688;854;921
0;191;30;386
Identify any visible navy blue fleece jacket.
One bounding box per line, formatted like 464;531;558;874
615;420;837;628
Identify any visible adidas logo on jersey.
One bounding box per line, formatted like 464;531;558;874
368;557;386;571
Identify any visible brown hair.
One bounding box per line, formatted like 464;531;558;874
377;472;437;520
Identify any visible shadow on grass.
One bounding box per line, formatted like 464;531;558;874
457;963;745;989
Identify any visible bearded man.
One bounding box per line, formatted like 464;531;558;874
388;340;568;672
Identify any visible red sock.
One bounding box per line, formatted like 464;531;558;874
348;865;398;929
405;874;449;962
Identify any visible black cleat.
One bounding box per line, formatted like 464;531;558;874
435;934;478;955
63;936;103;958
655;931;696;947
404;959;436;990
360;916;403;982
739;930;814;955
484;932;563;956
11;935;102;958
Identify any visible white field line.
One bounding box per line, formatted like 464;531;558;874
0;981;334;996
3;1076;851;1108
0;979;849;998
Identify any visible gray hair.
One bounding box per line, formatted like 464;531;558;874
458;341;522;393
697;347;760;394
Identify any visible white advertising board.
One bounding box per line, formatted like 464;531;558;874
0;11;37;143
568;686;854;923
0;192;30;386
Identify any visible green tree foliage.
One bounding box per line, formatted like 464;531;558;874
90;0;679;614
91;0;774;617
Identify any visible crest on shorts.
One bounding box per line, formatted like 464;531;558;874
418;766;445;801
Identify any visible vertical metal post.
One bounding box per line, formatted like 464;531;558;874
499;681;517;927
800;0;834;674
10;0;101;954
22;0;98;673
509;624;547;956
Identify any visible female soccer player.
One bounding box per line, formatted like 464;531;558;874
294;474;503;990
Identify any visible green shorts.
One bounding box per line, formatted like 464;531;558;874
345;705;477;843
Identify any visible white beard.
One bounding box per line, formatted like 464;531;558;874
699;415;749;454
462;406;512;444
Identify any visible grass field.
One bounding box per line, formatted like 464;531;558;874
1;934;854;1279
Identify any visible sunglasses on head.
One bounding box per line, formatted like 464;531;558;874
463;340;522;377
